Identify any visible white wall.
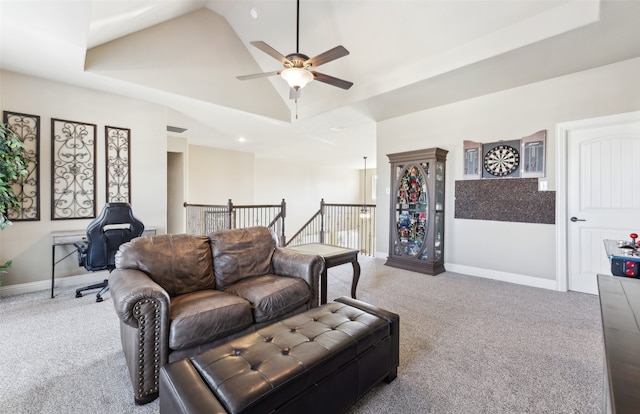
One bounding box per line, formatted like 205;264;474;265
0;70;167;291
360;168;377;205
254;157;363;241
167;147;362;242
376;57;640;288
167;136;189;233
185;145;255;205
167;152;185;234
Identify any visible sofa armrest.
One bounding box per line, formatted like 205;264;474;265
272;248;324;308
110;268;172;404
110;268;171;328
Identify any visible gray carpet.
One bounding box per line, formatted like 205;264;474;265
0;256;603;413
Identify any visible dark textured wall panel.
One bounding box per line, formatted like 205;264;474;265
454;178;555;224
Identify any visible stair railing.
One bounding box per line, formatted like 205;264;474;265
184;198;375;255
184;199;286;245
286;199;376;256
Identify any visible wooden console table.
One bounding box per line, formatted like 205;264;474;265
285;243;360;304
51;229;156;298
597;274;640;414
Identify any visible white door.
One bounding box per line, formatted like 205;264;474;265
565;115;640;294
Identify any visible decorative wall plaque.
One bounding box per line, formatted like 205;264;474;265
51;118;96;220
105;126;131;203
3;111;40;221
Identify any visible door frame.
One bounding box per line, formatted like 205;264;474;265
555;111;640;292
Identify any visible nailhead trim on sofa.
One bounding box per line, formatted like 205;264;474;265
134;299;161;401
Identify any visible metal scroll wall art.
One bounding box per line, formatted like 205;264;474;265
105;126;131;203
51;118;96;220
3;111;41;221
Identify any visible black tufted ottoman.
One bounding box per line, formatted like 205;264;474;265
159;296;399;414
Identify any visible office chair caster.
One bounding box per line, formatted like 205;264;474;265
75;279;108;301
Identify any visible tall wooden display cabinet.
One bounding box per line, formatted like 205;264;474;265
385;147;448;275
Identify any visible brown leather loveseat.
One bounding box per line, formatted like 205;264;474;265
109;226;324;404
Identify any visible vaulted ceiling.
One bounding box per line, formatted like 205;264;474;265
2;1;640;168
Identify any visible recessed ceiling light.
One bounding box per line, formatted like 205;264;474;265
238;137;246;142
250;7;258;19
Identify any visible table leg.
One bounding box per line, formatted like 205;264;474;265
350;259;361;299
51;245;55;298
321;268;328;305
51;245;81;299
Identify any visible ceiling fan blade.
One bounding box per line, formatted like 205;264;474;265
250;41;291;65
236;71;280;81
311;71;353;90
305;46;349;68
289;87;301;100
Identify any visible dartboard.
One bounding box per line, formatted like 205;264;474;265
483;145;520;176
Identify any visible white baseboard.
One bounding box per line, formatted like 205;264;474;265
0;271;109;298
373;254;558;291
445;263;558;291
375;251;388;259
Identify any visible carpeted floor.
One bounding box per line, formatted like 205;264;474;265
0;256;603;413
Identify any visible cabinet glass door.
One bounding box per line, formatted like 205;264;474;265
393;162;429;260
434;160;445;261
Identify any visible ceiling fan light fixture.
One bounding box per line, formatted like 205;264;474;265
280;67;313;90
236;0;352;98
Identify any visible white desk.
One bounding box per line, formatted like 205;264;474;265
51;228;156;298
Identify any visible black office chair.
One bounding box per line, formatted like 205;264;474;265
75;202;144;302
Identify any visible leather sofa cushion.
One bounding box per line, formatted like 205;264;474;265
169;290;253;350
116;234;215;297
210;227;276;289
223;274;311;323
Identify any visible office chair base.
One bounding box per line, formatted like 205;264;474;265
76;279;109;302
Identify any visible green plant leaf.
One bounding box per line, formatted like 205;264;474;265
0;122;29;228
0;260;12;273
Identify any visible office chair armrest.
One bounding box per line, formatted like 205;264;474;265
73;241;89;267
73;241;89;254
110;268;170;328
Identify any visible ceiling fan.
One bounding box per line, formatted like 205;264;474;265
236;0;353;101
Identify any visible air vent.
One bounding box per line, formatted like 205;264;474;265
167;126;187;133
